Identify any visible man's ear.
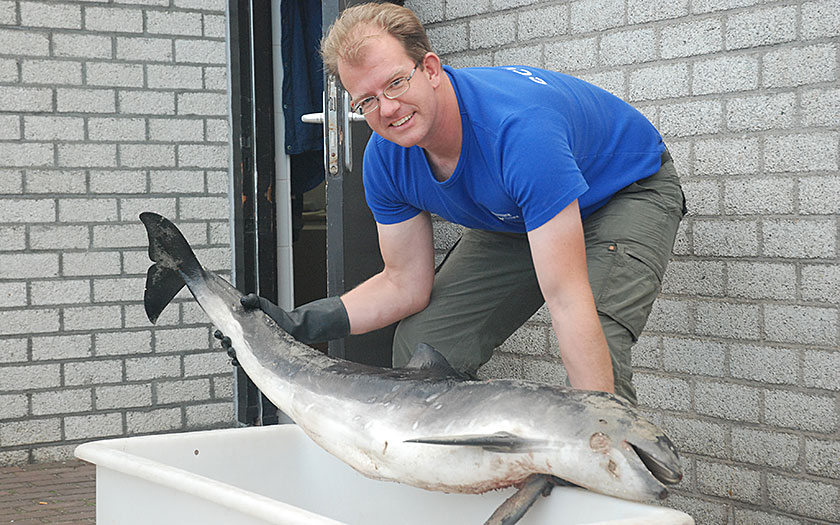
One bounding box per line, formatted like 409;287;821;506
421;52;443;88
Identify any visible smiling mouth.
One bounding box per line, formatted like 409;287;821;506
390;112;414;127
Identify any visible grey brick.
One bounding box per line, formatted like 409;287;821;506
500;324;548;357
31;445;77;463
95;384;152;410
765;133;838;173
633;373;691;411
127;407;182;434
89;170;147;194
494;45;542;68
0;86;53;112
1;339;26;365
92;276;145;302
662;337;726;376
629;63;689;101
802;0;840;39
53;33;113;59
0;58;19;83
64;413;123;440
518;5;567;41
119;197;178;222
176;92;227;116
693;219;759;257
628;0;688;23
0;1;15;25
204;119;228;143
0;282;26;308
805;438;840;478
660;100;722;137
126;355;181;381
212;375;234;399
157;378;211;404
646;297;693;334
184;351;228;377
662;415;728;457
802;263;840;305
32;389;92;416
186;402;233;427
733;508;806;525
178;143;228;169
20;2;81;29
0;364;60;391
661;18;722;59
404;0;444;24
630;335;660;369
0;419;61;446
148;118;203;142
763;218;835;259
84;6;143;33
600;28;655;66
174;39;226;64
203;14;227;39
766;389;836;432
692;0;766;13
203;66;227;91
95;330;152;357
180;196;228;219
64;305;122;331
727;261;796;300
146;11;203;36
206;170;228;194
0;226;26;251
765;304;837;347
147;64;203;89
570;0;623;33
57;88;116;113
31;279;91;305
88;117;146;142
64;359;123;386
62;251;122;276
0;28;50;56
726;6;797;49
0;253;59;279
120;144;176;168
666;494;728;524
697;459;761;503
545;38;597;72
696;301;761;339
24;116;85;141
804;349;839;391
0;198;55;223
445;0;490;19
154;327;208;353
469;13;516;50
802;88;840;129
22;59;83;85
0;143;54;168
173;0;225;9
426;23;468;56
31;334;92;361
0;170;23;194
693;55;759;95
521;358;569;386
767;473;838;521
119;90;176;115
731;343;798;385
764;45;837;88
696;381;760;422
86;62;144;88
662;259;725;297
117;36;174;62
92;224;149;249
726;92;796;132
0;394;27;420
58;198;118;222
0;115;19;140
695;137;761;176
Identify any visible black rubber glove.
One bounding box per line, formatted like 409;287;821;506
240;293;351;344
213;329;239;367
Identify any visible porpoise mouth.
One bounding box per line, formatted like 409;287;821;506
630;443;683;490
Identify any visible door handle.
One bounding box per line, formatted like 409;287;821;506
301;112;365;123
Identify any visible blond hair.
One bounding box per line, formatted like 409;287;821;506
320;3;432;78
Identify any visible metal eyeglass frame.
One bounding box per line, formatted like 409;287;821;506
350;64;419;116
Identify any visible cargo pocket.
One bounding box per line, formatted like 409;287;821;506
589;242;663;340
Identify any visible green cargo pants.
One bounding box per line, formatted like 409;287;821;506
392;151;686;404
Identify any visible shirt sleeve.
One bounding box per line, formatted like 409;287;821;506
497;110;589;231
362;138;423;225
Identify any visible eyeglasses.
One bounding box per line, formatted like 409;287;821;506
350;64;418;116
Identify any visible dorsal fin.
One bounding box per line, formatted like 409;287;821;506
404;343;468;380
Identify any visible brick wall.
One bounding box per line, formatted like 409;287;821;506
0;0;234;463
406;0;839;523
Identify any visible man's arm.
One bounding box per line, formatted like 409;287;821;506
527;200;615;393
341;212;436;334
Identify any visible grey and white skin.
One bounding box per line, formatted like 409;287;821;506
141;212;682;519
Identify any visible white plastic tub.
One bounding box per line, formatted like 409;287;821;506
75;425;693;525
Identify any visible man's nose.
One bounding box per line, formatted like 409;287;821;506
378;96;400;117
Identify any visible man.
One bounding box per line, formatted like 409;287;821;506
235;3;685;404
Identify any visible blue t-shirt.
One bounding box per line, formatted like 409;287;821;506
363;65;664;233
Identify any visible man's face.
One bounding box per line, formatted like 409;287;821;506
338;32;435;149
